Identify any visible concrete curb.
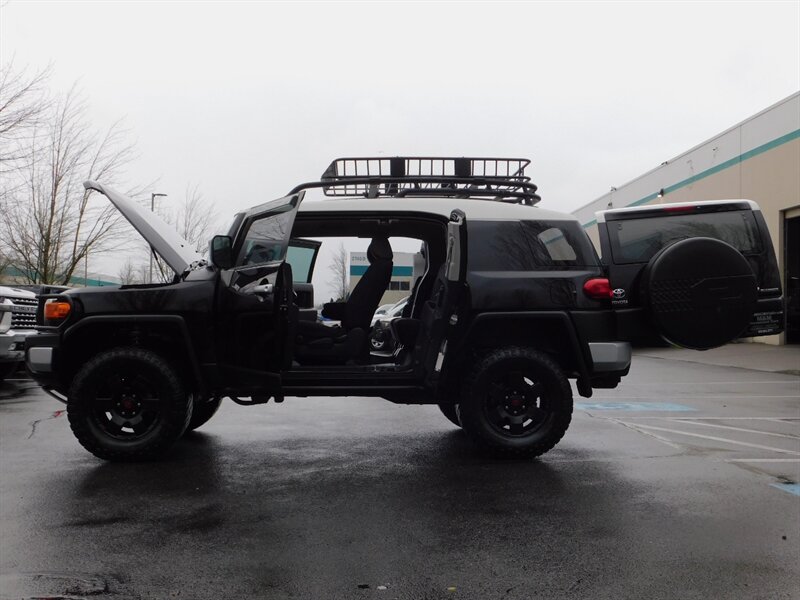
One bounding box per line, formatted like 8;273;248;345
633;343;800;376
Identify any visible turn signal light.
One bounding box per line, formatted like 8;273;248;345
44;300;71;320
583;278;612;300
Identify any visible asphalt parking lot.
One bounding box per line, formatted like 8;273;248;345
1;351;798;600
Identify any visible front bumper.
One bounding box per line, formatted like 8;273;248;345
0;329;37;363
25;333;61;389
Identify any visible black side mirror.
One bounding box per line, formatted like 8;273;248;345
210;235;234;269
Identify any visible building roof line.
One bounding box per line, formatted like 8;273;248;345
580;127;800;229
572;91;800;216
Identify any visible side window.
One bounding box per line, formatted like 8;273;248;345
469;220;598;270
236;206;295;267
538;227;578;261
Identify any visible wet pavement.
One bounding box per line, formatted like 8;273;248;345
1;357;798;600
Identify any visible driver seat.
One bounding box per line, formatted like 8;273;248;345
295;237;393;364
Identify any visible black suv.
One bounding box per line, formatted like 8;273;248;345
25;157;784;461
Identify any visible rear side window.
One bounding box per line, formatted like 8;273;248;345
609;210;761;264
469;220;599;271
286;244;316;283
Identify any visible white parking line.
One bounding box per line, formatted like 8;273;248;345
592;396;800;399
665;419;800;440
597;382;797;385
621;416;800;421
725;458;800;463
619;422;800;455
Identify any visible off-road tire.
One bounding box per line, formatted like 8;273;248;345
458;347;572;458
438;402;462;428
187;396;222;431
67;347;192;461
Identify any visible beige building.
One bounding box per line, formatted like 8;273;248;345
573;92;800;345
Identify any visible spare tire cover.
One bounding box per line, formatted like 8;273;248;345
640;237;757;350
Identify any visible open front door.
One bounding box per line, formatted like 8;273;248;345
215;192;304;393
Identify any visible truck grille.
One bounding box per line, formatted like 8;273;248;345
10;297;38;329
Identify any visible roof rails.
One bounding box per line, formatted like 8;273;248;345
289;157;541;205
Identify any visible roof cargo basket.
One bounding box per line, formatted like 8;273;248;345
316;156;541;205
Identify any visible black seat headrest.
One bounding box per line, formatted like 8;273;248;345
367;238;393;263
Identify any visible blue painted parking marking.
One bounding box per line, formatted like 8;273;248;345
770;483;800;497
575;402;695;412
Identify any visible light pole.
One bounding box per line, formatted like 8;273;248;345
148;192;167;283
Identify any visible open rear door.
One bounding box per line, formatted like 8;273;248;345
596;200;784;349
422;209;468;386
215;193;304;391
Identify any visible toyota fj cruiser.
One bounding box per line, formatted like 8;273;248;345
25;157;784;461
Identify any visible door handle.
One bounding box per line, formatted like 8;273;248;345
253;283;274;297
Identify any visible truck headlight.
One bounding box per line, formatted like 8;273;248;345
0;299;11;334
44;299;71;323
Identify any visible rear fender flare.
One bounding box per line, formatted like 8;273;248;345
456;311;592;384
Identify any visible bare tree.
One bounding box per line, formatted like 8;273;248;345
0;85;140;285
328;242;349;301
0;60;51;170
149;184;220;283
117;259;144;285
0;248;12;283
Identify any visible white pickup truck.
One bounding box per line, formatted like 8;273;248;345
0;285;38;381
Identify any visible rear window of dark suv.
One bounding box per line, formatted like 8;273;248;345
469;220;600;271
608;210;761;265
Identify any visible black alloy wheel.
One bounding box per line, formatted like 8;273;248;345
483;371;554;437
458;347;573;458
67;347;192;461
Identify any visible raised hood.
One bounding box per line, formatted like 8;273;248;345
84;181;203;276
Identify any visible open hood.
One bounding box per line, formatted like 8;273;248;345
84;181;203;276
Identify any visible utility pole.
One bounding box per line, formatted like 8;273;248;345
148;192;167;283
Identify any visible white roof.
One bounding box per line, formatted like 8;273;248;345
298;197;577;222
595;199;760;223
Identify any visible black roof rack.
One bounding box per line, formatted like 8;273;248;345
289;157;541;205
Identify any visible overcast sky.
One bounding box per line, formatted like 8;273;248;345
2;1;799;296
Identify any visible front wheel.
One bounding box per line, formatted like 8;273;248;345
458;347;573;458
67;347;192;461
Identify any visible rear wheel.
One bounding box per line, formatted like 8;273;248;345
459;347;572;458
67;347;192;461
